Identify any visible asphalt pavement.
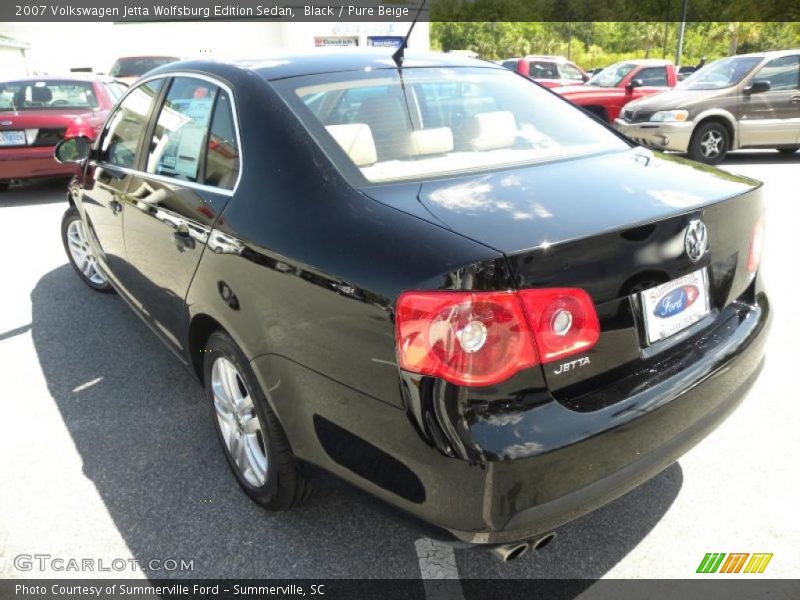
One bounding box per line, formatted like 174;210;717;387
1;150;798;581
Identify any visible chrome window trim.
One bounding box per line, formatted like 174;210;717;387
98;71;243;195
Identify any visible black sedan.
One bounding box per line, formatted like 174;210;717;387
55;50;769;561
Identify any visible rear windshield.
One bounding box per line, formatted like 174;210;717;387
0;80;98;110
110;57;177;78
272;67;628;184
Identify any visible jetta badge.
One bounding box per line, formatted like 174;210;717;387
685;219;708;262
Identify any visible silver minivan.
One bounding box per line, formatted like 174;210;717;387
616;49;800;163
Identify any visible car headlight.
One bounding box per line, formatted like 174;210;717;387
650;110;689;122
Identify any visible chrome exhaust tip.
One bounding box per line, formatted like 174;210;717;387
531;532;556;550
489;542;529;562
488;532;556;562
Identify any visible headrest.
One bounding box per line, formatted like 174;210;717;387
463;111;517;151
325;123;377;167
32;86;53;103
404;127;453;157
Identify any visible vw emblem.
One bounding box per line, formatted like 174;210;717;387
685;219;708;262
0;121;12;127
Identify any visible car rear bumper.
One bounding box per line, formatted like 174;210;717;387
252;287;769;546
0;145;76;180
615;119;694;153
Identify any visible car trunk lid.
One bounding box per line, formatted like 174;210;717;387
364;148;763;405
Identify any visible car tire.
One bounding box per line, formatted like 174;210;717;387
204;330;310;510
688;121;730;165
0;181;9;192
61;206;113;292
777;147;799;154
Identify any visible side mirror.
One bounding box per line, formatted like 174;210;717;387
54;136;91;164
745;80;771;94
582;73;590;82
625;79;644;92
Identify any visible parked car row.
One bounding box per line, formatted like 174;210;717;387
501;49;800;163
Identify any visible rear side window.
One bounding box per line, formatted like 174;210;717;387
529;61;558;79
636;67;669;86
752;55;800;91
147;77;215;182
559;63;584;81
99;79;163;168
204;91;240;190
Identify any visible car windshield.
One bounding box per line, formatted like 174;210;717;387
0;80;98;110
678;56;762;90
586;62;636;87
109;57;176;78
273;67;629;184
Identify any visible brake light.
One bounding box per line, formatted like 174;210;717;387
518;289;600;363
747;216;765;273
64;118;95;141
395;288;599;387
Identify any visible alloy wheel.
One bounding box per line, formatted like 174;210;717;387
699;129;724;159
211;357;268;487
66;219;107;286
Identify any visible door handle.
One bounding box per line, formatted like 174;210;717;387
172;227;196;251
109;199;122;215
790;95;800;103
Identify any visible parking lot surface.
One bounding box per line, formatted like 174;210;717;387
1;151;798;580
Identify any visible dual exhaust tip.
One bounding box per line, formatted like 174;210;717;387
489;532;556;562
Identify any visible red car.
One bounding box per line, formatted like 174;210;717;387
554;60;678;123
0;76;126;191
501;55;588;88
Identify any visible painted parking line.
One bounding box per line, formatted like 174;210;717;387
415;538;465;600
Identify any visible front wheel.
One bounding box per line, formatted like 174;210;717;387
204;330;310;510
61;206;112;292
688;122;730;164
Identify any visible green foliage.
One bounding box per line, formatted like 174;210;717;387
430;21;800;67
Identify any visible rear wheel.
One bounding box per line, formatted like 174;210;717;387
204;330;309;510
688;121;730;164
777;147;799;154
61;206;112;292
0;181;9;192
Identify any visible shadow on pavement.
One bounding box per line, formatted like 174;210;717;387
723;150;800;166
31;264;682;581
0;177;71;207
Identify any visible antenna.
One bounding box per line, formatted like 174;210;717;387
392;0;427;69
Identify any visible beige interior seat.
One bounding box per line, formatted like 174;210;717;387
325;123;377;166
463;111;517;151
404;127;454;157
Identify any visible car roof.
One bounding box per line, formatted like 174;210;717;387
144;49;502;82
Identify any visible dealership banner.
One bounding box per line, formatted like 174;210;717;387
3;579;800;599
3;0;800;22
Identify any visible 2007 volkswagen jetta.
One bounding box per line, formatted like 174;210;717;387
55;50;770;559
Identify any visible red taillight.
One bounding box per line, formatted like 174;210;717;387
518;288;600;364
395;288;599;387
747;216;765;273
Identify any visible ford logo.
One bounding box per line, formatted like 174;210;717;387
653;285;699;319
0;120;13;127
